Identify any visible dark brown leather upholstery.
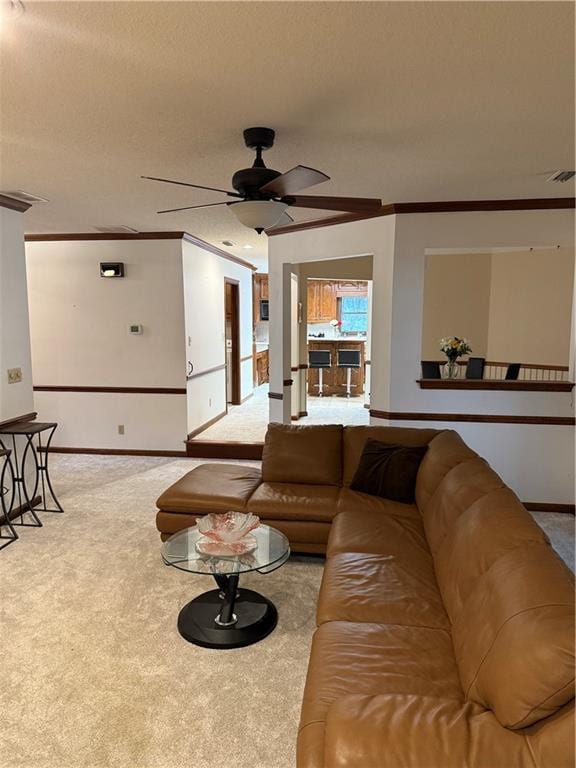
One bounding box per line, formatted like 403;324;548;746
154;425;574;766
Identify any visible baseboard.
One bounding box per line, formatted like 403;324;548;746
241;392;254;404
523;502;575;515
187;410;227;440
186;441;264;460
44;446;187;457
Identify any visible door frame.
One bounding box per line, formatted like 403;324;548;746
224;277;241;406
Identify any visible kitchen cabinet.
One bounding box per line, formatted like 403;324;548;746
255;348;269;385
336;280;367;295
253;274;269;324
307;280;337;322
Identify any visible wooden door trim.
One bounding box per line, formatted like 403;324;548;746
224;278;241;406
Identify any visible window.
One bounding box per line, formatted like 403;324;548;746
339;295;368;333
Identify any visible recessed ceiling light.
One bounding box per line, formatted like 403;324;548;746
221;240;235;247
243;244;254;249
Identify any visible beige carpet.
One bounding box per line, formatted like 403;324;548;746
0;456;323;768
1;456;573;768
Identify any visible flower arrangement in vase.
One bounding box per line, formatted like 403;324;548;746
329;318;342;338
439;337;472;379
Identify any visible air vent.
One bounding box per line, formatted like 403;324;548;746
1;190;48;204
546;171;575;184
93;225;140;234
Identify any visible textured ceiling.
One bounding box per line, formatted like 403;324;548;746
1;1;574;269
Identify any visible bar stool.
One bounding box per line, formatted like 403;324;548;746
308;350;332;396
337;349;361;397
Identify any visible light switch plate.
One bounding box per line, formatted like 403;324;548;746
7;368;23;384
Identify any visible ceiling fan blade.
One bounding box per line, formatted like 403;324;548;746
284;195;382;213
259;165;330;196
142;176;241;197
157;201;231;214
266;211;294;231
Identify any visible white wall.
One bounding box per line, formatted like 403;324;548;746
389;210;575;504
26;238;188;450
268;209;575;504
422;252;492;358
487;247;574;365
0;208;34;423
182;239;254;435
422;248;574;364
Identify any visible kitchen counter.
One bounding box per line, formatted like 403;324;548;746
307;338;366;396
307;336;367;342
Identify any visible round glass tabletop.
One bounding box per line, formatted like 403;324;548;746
162;523;290;576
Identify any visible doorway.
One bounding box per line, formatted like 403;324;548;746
224;278;241;406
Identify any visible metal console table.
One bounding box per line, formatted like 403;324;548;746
0;448;17;550
0;422;64;528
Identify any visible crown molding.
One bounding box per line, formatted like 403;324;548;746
267;197;576;236
24;231;185;241
182;232;257;271
23;230;257;270
0;194;32;213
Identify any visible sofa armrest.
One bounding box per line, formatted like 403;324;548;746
323;695;542;768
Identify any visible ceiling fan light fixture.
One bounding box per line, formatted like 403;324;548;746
229;200;288;234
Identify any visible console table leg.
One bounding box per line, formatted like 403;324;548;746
36;427;64;514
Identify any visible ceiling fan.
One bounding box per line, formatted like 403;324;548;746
142;127;382;234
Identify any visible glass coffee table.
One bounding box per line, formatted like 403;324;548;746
162;523;290;649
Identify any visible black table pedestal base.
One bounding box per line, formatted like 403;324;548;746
177;588;278;649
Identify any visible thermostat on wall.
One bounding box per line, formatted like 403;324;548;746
129;324;143;335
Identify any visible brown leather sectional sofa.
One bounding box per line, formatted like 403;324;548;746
156;423;575;767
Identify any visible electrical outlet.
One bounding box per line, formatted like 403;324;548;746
7;368;22;384
118;425;125;435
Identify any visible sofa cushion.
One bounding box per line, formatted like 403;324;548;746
262;423;343;485
329;492;430;563
299;621;463;746
421;457;505;554
320;695;548;768
434;487;549;620
317;552;449;629
246;482;341;523
350;440;428;503
415;430;477;512
343;425;439;487
452;543;575;729
156;463;262;513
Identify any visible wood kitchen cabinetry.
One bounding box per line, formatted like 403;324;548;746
255;348;269;385
307;280;368;323
307;280;337;322
253;274;269;323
